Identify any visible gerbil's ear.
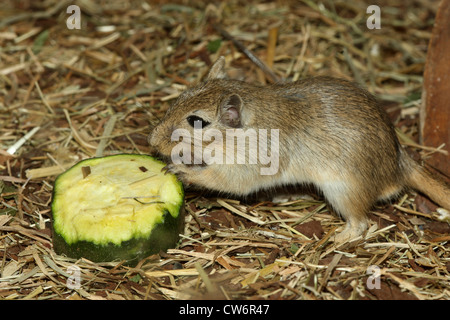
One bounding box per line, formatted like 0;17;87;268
207;56;227;80
219;94;243;128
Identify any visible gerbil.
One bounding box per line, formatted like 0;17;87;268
149;56;450;242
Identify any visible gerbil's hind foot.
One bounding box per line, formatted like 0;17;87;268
320;184;371;243
333;220;368;243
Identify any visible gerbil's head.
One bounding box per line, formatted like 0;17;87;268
148;57;248;161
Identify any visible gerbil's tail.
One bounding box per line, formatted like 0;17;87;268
401;151;450;210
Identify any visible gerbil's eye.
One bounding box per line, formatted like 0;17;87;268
187;115;210;128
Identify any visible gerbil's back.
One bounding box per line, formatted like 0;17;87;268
273;76;403;185
275;76;398;141
275;77;383;121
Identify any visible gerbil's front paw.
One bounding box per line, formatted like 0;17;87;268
162;163;187;177
161;163;192;185
162;163;178;175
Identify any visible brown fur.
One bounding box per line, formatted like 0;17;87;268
149;57;450;242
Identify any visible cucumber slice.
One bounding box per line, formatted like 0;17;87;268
51;154;184;265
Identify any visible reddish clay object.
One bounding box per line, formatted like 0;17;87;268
421;0;450;179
